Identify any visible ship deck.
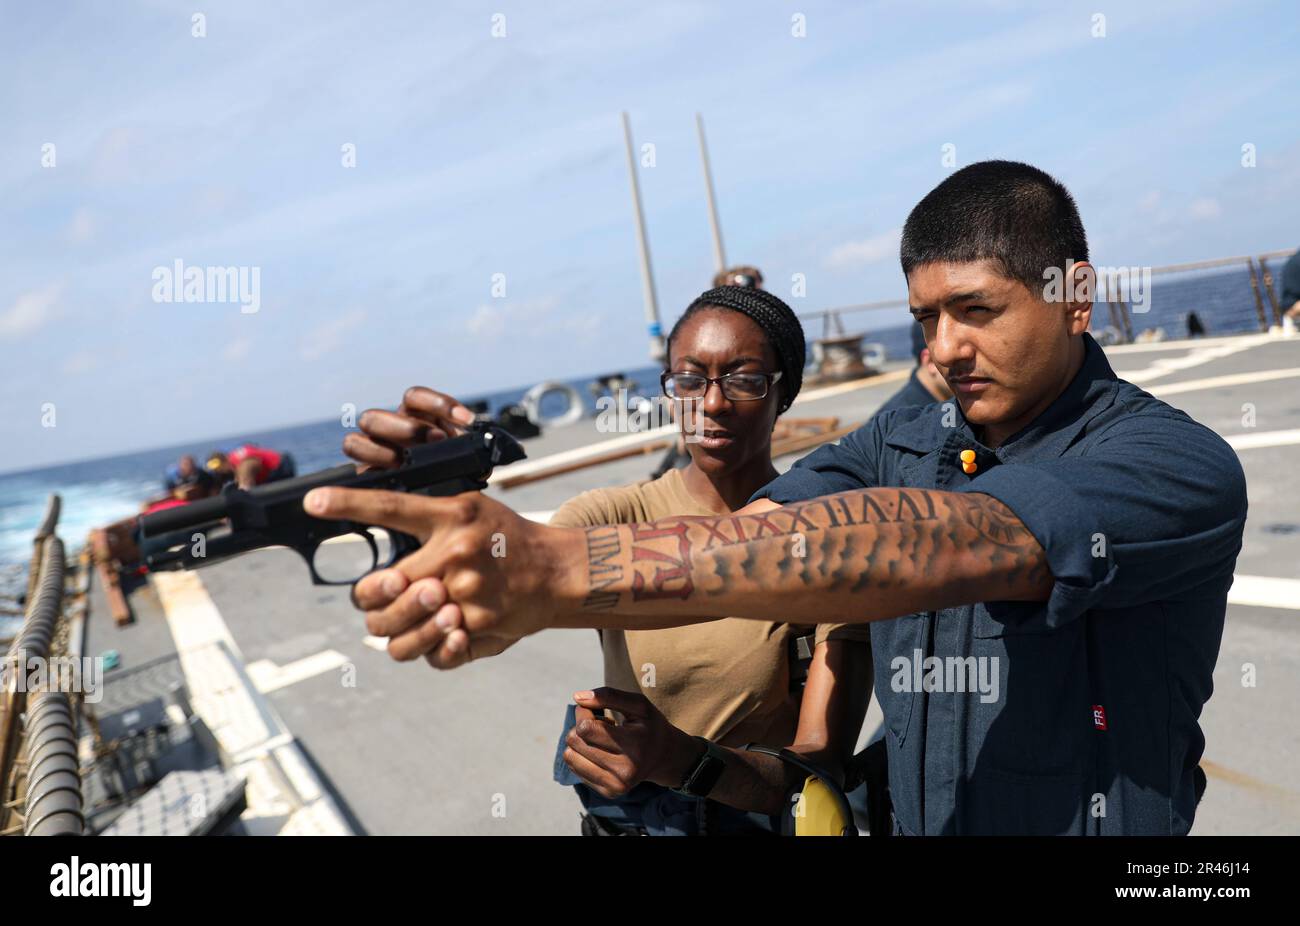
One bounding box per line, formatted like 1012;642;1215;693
87;332;1300;834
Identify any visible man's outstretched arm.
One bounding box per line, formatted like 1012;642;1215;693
304;485;1052;666
550;487;1051;628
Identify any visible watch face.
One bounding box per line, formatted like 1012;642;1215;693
680;745;727;798
691;755;726;796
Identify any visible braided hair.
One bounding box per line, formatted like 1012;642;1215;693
667;285;806;414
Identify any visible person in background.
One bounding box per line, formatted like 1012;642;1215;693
163;454;217;498
654;265;769;480
207;444;296;490
712;265;764;289
877;321;953;415
1279;248;1300;328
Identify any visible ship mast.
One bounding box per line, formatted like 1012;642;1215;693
696;113;727;275
621;112;665;363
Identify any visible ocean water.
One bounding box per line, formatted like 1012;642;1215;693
0;363;673;607
1;265;1270;623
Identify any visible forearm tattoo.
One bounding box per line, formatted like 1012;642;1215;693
582;527;624;612
578;488;1050;616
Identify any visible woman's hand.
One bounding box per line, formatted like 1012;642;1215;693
563;688;703;796
343;386;477;470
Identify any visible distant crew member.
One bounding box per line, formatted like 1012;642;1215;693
163;454;217;498
712;265;764;289
1280;248;1300;328
876;322;954;415
207;445;296;489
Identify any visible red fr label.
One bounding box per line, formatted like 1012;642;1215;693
1092;704;1107;730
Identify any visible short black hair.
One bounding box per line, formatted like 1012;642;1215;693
900;160;1088;294
668;286;806;414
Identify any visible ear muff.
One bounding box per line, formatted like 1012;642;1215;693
741;744;857;836
793;775;854;837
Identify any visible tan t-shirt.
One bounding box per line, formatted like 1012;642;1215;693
550;467;870;749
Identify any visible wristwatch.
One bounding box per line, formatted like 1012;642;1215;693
672;737;729;798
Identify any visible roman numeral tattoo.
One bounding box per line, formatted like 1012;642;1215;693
578;488;1051;620
582;527;623;611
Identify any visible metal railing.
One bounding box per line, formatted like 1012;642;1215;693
0;494;84;836
797;248;1298;348
1258;248;1299;326
798;298;908;341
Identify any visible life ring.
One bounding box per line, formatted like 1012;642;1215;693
520;381;584;428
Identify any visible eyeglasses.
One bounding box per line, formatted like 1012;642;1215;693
660;370;783;401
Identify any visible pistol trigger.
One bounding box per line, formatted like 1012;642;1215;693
361;529;380;572
391;530;421;561
301;541;329;586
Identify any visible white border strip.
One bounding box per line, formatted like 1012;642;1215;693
151;571;352;835
1229;575;1300;611
1150;367;1300;397
1225;429;1300;451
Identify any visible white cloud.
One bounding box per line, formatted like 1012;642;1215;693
824;228;902;270
222;337;252;363
0;283;63;339
67;208;96;243
301;310;365;361
1189;197;1222;219
59;349;97;376
465;303;506;340
465;297;561;342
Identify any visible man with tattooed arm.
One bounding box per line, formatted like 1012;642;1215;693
307;161;1246;835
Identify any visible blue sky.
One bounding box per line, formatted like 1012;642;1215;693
2;0;1298;472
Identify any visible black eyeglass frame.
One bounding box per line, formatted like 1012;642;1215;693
660;370;784;402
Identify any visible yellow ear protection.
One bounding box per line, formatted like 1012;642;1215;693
742;744;857;836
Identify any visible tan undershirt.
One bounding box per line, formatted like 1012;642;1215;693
549;467;870;748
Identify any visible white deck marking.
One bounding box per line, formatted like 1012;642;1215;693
1114;336;1270;383
1224;429;1300;451
1105;333;1275;354
246;650;350;694
1229;576;1300;611
151;571;352;835
154;570;242;655
1149;367;1300;397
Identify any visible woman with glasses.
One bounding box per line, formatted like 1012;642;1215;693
341;285;873;835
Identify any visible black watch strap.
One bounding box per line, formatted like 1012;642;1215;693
672;737;728;798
